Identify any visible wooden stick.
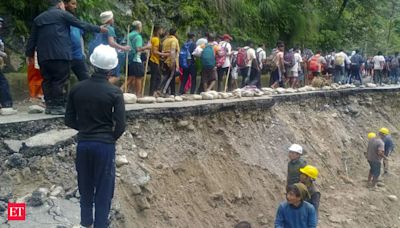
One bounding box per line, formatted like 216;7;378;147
142;24;154;97
224;66;231;92
124;25;130;93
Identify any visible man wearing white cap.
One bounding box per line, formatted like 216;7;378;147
287;144;307;186
65;44;126;228
99;10;131;84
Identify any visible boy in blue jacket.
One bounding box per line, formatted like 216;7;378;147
275;183;317;228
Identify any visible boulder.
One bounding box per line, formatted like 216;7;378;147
276;88;286;94
193;95;203;100
156;97;165;103
366;83;377;88
201;92;214;100
6;153;27;169
116;155;129;167
174;96;183;102
387;195;398;202
0;108;17;115
164;97;175;102
137;96;156;104
24;129;77;148
123;93;137;104
28;105;45;114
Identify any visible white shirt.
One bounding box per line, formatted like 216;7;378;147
244;46;256;67
256;47;267;68
291;52;303;72
372;55;385;70
335;52;350;67
219;41;232;68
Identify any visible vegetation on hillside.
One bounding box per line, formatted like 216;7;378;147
0;0;399;55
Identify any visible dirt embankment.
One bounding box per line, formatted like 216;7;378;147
1;89;400;228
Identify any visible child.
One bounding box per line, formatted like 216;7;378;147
275;183;317;228
287;144;307;186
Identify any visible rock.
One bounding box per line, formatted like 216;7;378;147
210;190;224;201
131;185;142;195
218;92;230;99
28;105;45;114
187;124;195;131
156;97;166;103
207;91;219;99
285;88;296;93
201;92;214;100
123;93;137;104
138;150;148;159
116;155;129;167
177;120;189;128
135;195;150;211
242;91;254;97
6;153;27;168
366;83;377;88
340;175;355;185
377;182;385;187
276;88;286;94
24;129;77;148
261;87;274;93
164;97;175;102
155;163;164;169
322;86;332;90
137;96;156;104
331;113;338;118
0;108;18;115
387;195;398;202
297;87;307;92
27;190;45;207
50;186;64;197
174;96;183;102
193;94;203;100
4;139;23;153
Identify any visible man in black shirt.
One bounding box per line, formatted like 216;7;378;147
26;0;107;115
65;44;126;228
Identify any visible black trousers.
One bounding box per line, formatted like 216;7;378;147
180;64;197;94
159;66;175;95
39;60;70;107
71;59;90;81
149;61;161;96
0;70;13;107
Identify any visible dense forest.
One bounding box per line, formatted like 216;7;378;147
0;0;399;55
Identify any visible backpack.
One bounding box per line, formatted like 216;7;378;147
216;42;228;67
236;48;249;68
284;51;296;68
179;41;192;69
265;51;278;72
88;33;108;56
308;56;319;72
200;44;216;69
390;56;399;69
335;55;345;66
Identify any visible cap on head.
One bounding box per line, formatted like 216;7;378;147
100;11;113;24
223;34;233;41
300;165;319;180
288;144;303;154
132;20;142;29
368;132;376;139
89;44;118;70
379;128;389;135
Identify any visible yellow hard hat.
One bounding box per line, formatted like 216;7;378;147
379;128;390;135
300;165;319;180
368;132;376;139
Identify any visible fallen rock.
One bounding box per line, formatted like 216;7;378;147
201;92;214;100
6;153;27;169
0;108;18;115
156;97;166;103
164;97;175;102
123;93;137;104
28;105;45;114
50;186;64;197
135;195;150;211
24;129;77;148
193;94;203;100
276;88;286;94
322;86;332;90
366;83;377;88
377;182;385;187
177;120;189;128
174;96;183;102
137;96;156;104
387;195;398;202
27;190;46;207
242;91;254;97
285;88;296;93
116;155;129;167
138;150;148;159
4;139;23;153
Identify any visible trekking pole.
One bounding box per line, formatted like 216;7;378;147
224;66;231;92
142;23;154;97
124;25;130;93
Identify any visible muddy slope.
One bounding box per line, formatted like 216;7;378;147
1;89;400;228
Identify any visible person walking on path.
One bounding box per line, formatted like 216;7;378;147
65;44;126;228
379;128;394;175
179;32;197;95
274;183;317;228
299;165;321;217
120;20;151;97
0;17;17;115
349;49;364;84
270;41;285;88
216;34;233;92
159;28;180;96
64;0;90;81
149;25;169;96
25;0;107;115
372;51;385;85
287;144;307;187
365;131;385;187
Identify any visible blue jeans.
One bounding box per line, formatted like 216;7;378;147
76;141;116;228
0;70;13;108
349;65;362;84
334;65;345;83
390;68;399;84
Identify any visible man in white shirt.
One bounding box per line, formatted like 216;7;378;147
289;48;303;88
334;49;350;84
240;41;257;87
255;44;267;88
372;51;385;85
216;34;233;91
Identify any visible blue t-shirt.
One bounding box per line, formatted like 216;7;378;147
274;201;317;228
70;26;84;60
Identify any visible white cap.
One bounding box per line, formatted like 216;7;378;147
288;144;303;154
100;11;113;24
90;44;118;70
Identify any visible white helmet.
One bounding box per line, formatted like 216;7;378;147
90;44;118;70
288;144;303;154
